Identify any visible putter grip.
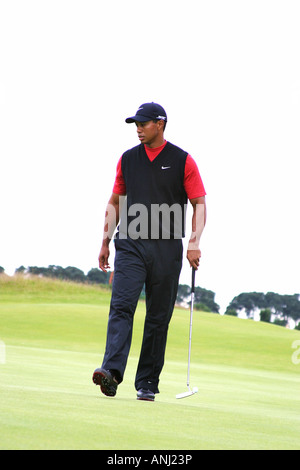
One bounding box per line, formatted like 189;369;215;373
191;268;196;293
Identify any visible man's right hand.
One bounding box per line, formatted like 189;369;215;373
98;244;110;272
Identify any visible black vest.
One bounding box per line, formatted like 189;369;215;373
118;142;188;240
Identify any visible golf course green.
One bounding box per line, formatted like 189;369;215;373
0;275;299;450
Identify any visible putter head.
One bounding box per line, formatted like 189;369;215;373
176;386;198;399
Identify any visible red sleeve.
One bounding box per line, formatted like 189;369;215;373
112;156;127;195
184;155;206;200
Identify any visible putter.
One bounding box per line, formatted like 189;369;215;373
176;267;198;399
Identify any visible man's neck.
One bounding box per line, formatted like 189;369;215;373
145;136;165;149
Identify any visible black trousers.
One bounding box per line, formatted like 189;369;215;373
101;236;183;393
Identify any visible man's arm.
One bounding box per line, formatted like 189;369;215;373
187;196;207;270
98;193;121;272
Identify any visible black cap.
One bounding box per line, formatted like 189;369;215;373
125;102;167;123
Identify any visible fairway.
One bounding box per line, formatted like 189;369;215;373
0;276;299;450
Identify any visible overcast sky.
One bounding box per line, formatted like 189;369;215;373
1;0;299;313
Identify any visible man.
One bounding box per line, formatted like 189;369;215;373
93;102;206;401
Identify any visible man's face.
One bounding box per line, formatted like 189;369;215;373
135;120;160;147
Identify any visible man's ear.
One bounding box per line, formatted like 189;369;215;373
157;120;165;132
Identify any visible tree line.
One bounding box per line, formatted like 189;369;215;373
14;265;110;285
226;291;300;328
1;265;299;329
9;265;219;313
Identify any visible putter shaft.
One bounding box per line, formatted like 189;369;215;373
176;268;197;399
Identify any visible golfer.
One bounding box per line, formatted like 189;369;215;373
93;102;206;401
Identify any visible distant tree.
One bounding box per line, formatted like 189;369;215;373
225;308;238;317
26;265;86;283
265;292;300;322
46;265;65;279
264;292;283;314
28;266;48;276
176;284;190;304
63;266;86;283
226;292;266;317
260;308;271;323
273;318;287;327
194;302;212;312
176;284;219;313
0;266;4;274
15;266;26;274
87;268;110;284
194;286;220;313
281;294;300;322
226;291;300;327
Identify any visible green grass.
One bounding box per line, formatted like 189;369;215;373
0;275;299;450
